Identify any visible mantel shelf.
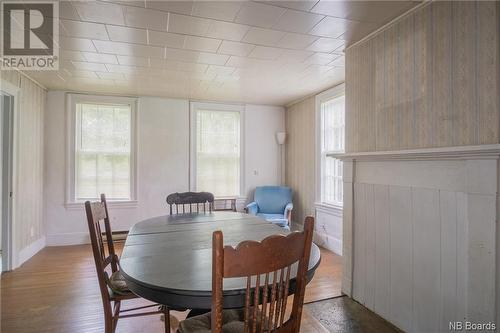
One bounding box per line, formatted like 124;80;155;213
329;144;500;161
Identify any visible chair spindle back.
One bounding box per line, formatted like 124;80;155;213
166;191;215;215
211;216;314;333
85;194;119;304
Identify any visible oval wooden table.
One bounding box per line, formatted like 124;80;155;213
120;212;321;310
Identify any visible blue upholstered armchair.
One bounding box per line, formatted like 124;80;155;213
245;186;293;231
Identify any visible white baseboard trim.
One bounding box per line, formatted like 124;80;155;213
314;231;342;255
46;232;90;246
17;236;46;267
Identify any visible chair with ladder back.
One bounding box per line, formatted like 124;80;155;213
166;191;215;215
85;194;171;333
178;216;315;333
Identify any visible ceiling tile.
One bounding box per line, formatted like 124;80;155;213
168;13;211;36
218;40;255;57
165;48;200;63
205;21;250;42
198;52;229;66
94;40;164;58
61;20;109;40
149;58;166;68
311;1;416;24
308;16;355;38
184;36;221;53
73;2;125;25
279;49;314;62
165;61;208;73
145;1;194;15
96;72;126;80
106;25;147;44
117;55;150;67
273;9;324;34
276;33;317;50
106;64;143;73
261;1;320;11
306;37;345;53
235;2;286;29
248;46;283;60
82;52;119;64
148;30;185;48
330;55;345;67
242;27;286;47
123;6;167;30
60;1;81;20
59;36;97;52
191;1;243;21
64;69;99;79
303;52;339;65
206;65;236;76
71;61;108;72
60;50;86;62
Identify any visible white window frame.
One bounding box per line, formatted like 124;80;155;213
65;93;138;209
189;101;245;199
315;83;345;210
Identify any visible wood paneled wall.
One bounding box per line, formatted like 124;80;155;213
346;1;500;153
285;96;316;225
1;71;46;257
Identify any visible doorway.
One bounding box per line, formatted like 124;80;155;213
1;91;14;272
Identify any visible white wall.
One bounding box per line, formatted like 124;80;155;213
44;91;284;245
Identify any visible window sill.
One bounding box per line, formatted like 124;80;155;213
65;200;138;210
315;202;343;216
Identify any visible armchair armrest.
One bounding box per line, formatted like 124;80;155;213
245;202;258;215
284;203;293;225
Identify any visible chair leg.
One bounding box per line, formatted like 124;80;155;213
112;301;121;333
163;307;170;333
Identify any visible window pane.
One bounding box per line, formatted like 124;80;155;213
324;156;343;205
322;95;345;152
196;110;240;197
321;93;345;205
76;103;132;200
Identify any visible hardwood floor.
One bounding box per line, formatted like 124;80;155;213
1;244;341;332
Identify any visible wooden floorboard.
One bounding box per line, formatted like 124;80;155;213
1;244;341;332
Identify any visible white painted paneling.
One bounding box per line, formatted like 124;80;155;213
439;190;459;331
412;187;440;332
373;184;390;319
348;157;498;332
364;184;376;310
44;92;284;244
388;185;412;332
353;183;367;302
466;194;496;323
314;205;343;255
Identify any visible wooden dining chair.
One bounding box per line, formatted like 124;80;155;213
166;191;215;215
85;194;171;333
178;216;315;333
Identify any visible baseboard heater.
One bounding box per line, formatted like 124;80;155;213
102;231;129;243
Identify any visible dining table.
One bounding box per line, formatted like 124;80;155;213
119;211;321;310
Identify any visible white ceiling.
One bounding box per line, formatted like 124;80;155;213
22;0;420;105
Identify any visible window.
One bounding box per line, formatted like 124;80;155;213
67;94;137;204
190;102;243;198
316;85;345;207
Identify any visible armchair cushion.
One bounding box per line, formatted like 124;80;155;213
256;213;288;228
254;186;292;214
245;202;258;215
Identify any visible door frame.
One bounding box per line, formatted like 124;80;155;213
1;79;19;272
